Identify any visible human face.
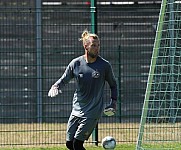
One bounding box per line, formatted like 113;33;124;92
86;36;100;58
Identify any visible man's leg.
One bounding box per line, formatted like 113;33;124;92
73;138;86;150
66;141;74;150
66;115;79;150
73;117;99;150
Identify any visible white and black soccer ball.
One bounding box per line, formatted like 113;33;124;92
102;136;116;150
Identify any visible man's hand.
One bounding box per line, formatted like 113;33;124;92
103;99;117;116
48;84;62;97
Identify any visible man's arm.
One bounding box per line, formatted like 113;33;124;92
104;62;118;116
48;61;74;97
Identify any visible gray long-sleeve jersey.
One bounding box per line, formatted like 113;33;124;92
55;55;117;119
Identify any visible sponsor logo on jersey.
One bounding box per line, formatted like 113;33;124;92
79;73;83;78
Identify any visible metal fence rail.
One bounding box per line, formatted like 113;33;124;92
0;0;161;146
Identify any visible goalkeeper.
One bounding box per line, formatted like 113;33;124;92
48;29;117;150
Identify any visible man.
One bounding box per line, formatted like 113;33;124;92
48;30;117;150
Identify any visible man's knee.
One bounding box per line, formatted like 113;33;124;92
73;139;86;150
66;141;73;150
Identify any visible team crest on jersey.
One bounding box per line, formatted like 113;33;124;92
92;70;100;78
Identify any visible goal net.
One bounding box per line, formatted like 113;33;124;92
136;0;181;149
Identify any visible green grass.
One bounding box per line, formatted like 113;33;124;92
1;143;181;150
0;144;136;150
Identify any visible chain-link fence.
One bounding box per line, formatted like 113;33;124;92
0;0;161;147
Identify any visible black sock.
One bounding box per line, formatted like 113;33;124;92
73;138;86;150
66;141;74;150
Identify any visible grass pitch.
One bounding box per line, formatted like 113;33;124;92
0;123;180;149
0;144;136;150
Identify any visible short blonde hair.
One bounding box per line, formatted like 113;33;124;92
79;29;99;45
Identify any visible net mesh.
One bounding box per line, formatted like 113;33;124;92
137;0;181;149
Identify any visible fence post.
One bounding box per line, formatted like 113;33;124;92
36;0;42;123
90;0;98;146
91;0;97;33
118;45;122;123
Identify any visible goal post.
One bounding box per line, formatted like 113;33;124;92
136;0;181;149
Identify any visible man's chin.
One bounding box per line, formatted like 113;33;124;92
90;55;97;58
88;53;98;58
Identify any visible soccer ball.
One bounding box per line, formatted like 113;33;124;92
102;136;116;150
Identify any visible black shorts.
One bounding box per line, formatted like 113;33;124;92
66;114;99;141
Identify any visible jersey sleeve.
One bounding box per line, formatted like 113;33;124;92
54;60;74;89
105;62;118;100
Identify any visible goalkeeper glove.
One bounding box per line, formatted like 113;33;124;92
104;99;117;116
48;84;62;97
